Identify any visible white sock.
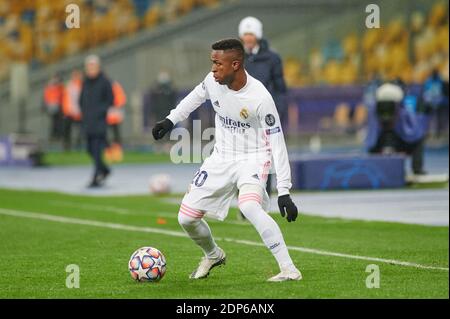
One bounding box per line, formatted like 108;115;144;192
239;200;296;271
178;208;219;259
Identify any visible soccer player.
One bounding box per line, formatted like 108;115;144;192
152;39;301;282
238;16;289;220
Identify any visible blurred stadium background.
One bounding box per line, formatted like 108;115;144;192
0;0;448;142
0;0;448;200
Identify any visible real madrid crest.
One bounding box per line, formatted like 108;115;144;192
240;107;249;120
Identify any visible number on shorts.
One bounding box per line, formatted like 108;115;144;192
192;170;208;187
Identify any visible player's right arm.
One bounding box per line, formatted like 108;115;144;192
152;74;210;140
257;93;299;222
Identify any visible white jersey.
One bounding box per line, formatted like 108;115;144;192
167;71;292;196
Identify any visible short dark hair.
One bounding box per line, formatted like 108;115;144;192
211;38;244;62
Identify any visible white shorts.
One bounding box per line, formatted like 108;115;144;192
181;151;272;221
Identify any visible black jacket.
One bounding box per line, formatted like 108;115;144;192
244;39;288;112
149;82;177;121
79;72;114;135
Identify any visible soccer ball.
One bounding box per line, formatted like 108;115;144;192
149;174;171;194
128;247;166;282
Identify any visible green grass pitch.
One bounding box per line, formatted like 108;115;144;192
0;188;447;298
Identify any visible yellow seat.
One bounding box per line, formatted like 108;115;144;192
284;57;303;87
178;0;196;15
343;33;359;56
144;3;161;28
429;2;447;27
340;57;359;85
362;28;382;53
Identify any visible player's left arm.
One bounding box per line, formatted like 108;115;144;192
258;95;298;222
153;76;209;140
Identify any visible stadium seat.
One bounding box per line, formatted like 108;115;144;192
429;2;447;27
323;60;341;85
284;58;304;87
0;0;447;87
291;1;449;86
143;3;162;28
342;33;359;56
0;0;221;75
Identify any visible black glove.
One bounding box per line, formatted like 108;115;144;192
278;194;298;222
152;118;174;140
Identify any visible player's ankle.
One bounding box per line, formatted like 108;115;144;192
206;246;222;259
280;262;297;273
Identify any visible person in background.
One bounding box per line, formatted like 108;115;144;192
43;73;65;141
422;69;448;139
105;80;127;162
366;82;428;175
143;70;177;135
62;69;83;151
79;55;114;187
238;16;288;219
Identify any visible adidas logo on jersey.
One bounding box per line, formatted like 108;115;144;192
213;100;220;107
251;174;259;180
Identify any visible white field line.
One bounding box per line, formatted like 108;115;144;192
48;200;250;226
50;199;353;225
49;201;132;215
0;208;448;272
0;208;186;238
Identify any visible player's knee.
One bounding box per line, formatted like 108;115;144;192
178;212;195;227
238;184;263;208
178;203;203;227
238;196;262;215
